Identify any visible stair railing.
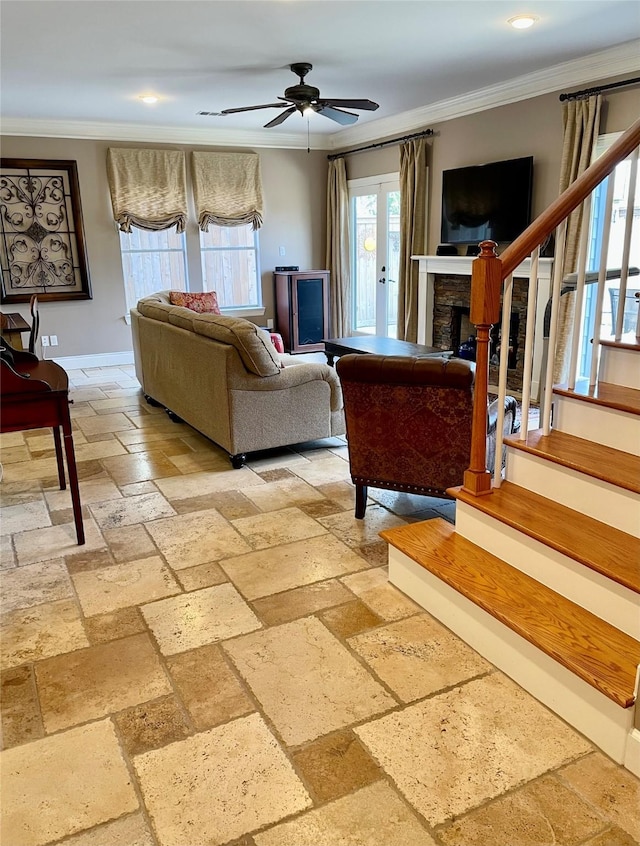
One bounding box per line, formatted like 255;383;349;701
463;117;640;497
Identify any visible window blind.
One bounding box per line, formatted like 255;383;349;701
192;151;263;230
107;148;188;233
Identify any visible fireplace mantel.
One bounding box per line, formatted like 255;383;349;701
412;254;554;397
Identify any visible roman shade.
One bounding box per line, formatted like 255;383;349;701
107;148;188;233
192;151;263;230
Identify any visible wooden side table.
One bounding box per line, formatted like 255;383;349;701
1;347;84;544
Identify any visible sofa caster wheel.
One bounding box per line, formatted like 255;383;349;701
144;394;162;407
166;409;184;423
230;453;246;469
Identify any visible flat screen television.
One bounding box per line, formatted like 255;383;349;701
440;156;533;245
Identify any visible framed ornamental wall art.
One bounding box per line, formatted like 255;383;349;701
0;159;92;303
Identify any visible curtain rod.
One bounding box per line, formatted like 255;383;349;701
559;75;640;101
327;128;434;161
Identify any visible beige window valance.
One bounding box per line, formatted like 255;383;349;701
107;148;188;233
192;151;263;230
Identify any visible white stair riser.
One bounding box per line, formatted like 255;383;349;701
455;502;639;639
506;449;640;537
552;395;640;456
598;346;640;390
388;547;635;767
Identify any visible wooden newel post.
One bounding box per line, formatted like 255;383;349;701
462;240;503;496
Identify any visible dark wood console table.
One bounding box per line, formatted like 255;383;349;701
323;335;449;366
1;346;84;544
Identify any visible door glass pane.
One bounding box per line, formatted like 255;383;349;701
352;194;377;334
386;190;401;338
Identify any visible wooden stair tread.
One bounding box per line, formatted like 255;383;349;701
453;481;640;593
381;518;640;708
554;381;640;415
504;428;640;494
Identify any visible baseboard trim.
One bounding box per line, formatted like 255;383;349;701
48;351;135;370
625;727;640;778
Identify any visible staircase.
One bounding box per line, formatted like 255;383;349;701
382;119;640;775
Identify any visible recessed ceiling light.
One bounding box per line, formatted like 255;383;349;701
508;14;538;29
139;95;159;104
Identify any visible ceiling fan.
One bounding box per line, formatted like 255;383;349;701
212;63;379;128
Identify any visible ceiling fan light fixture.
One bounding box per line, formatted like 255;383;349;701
139;94;159;104
507;14;538;29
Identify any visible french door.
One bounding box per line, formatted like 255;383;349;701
348;174;400;336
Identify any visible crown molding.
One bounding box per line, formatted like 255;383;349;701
324;39;640;151
0;117;330;150
2;40;638;152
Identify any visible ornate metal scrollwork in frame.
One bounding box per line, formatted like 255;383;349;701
0;159;92;303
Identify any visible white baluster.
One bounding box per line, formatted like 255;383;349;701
615;146;638;340
542;220;567;434
493;274;513;487
568;193;592;390
589;172;615;387
520;246;540;439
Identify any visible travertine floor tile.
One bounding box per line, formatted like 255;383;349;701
231;506;328;549
341;566;421;620
320;599;385;639
14;517;106;567
45;478;122;511
0;665;44;749
166;644;254;730
1;455;64;483
36;633;172;732
155;467;264;501
102;524;157;562
89;492;176;529
254;780;437;846
349;614;491;702
175;560;228;591
242;477;325;511
318;504;407;547
355;673;592;826
134;713;311;846
167;450;232;474
221;534;367;600
291;730;382;803
1;559;72;614
0;535;16;569
74;412;136;435
84;606;146;644
288;455;351;485
57;812;155;846
0;445;31;464
558;752;640;840
0;719;138;846
72;555;180;616
65;548;116;574
251;579;354;627
174;489;259;519
0;499;51;535
583;829;639;846
1;598;89;669
438;773;606;845
73;440;128;461
142;583;262;655
101;451;183;485
115;695;191;756
225;616;396;745
146;508;251;570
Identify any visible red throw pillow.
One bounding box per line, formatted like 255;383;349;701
269;332;285;354
169;291;221;314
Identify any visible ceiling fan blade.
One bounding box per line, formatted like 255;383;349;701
220;102;289;115
316;98;379;111
314;105;359;126
264;106;296;128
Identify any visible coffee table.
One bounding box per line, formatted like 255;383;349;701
323;335;450;366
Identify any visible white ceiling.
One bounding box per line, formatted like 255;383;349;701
1;1;639;150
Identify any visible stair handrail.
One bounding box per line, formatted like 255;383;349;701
462;117;640;497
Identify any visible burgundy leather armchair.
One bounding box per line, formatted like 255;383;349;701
336;354;517;518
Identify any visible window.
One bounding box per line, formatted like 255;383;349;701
119;227;188;313
200;223;261;308
118;223;262;315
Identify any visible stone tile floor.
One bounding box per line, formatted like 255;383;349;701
1;364;638;846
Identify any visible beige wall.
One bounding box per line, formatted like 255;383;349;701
1;75;637;358
0;136;327;357
344;79;639;253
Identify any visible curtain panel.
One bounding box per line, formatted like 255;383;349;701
192;151;263;231
397;138;428;342
326;158;351;337
106;148;188;233
553;95;602;383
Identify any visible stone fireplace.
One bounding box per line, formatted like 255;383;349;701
414;255;554;397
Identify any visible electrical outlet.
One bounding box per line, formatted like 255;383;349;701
41;335;50;347
50;335;59;346
278;246;286;256
267;319;274;329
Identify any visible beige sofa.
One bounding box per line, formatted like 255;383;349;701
131;292;345;467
